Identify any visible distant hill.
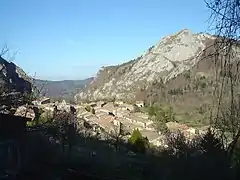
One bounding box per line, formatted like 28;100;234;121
34;77;94;102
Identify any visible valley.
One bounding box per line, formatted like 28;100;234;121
1;0;240;178
25;96;210;150
34;77;93;102
28;29;240;141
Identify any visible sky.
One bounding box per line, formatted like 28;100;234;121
0;0;212;81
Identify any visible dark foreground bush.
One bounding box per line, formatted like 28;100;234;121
2;114;240;180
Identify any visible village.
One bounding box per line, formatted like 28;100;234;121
12;97;211;148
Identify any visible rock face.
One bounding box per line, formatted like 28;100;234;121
0;56;32;113
75;29;216;102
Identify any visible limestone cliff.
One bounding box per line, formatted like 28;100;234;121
75;29;216;102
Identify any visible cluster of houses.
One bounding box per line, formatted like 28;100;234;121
76;100;213;147
1;95;211;151
77;101;179;147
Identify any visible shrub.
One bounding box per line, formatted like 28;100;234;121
147;106;156;117
128;129;149;153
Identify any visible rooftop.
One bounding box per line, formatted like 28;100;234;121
84;114;98;121
166;122;190;131
101;102;115;111
140;130;160;141
94;115;115;129
126;113;149;123
38;97;50;102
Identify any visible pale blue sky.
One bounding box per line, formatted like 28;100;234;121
0;0;211;80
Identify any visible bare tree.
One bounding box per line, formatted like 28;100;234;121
0;44;9;57
206;0;240;161
0;44;20;62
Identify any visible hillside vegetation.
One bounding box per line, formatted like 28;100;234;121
35;77;93;102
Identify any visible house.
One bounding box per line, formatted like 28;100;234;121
101;102;116;112
166;122;197;139
112;119;121;126
96;101;106;107
89;102;97;107
166;122;189;132
120;104;134;111
32;97;50;106
135;100;145;107
115;101;124;105
125;113;152;128
41;97;51;104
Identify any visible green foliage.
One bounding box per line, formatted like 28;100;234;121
129;129;143;143
128;129;149;153
39;111;53;124
164;106;175;122
147;106;156;117
148;104;175;123
27;121;35;127
27;109;53;127
146;104;174;134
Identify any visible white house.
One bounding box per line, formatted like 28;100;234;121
135;101;145;107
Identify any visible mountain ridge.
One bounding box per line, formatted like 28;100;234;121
74;29;216;102
0;56;32;113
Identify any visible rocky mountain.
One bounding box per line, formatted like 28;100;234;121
75;29;240;127
0;56;32;113
75;29;215;101
35;77;93;102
